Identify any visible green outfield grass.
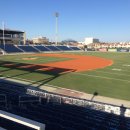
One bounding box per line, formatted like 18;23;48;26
0;52;130;101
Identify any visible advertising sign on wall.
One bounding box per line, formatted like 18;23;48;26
108;49;117;52
98;48;107;52
117;48;129;52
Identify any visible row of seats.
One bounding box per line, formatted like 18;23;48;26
0;44;22;53
0;80;130;130
0;44;81;53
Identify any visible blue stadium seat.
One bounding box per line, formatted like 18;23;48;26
0;44;23;53
0;80;130;130
69;46;81;51
34;45;50;51
18;45;39;52
56;46;73;51
45;45;60;51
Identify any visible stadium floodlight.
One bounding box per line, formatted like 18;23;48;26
55;12;59;45
2;21;5;54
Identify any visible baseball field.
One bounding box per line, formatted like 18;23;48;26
0;52;130;101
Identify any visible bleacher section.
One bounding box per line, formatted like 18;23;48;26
0;80;130;130
34;45;50;51
45;46;60;51
0;44;23;53
0;44;82;54
18;45;39;52
70;46;81;51
56;46;72;51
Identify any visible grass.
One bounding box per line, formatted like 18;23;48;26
0;52;130;101
0;54;71;64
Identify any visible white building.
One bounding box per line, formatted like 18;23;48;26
84;37;99;45
32;36;49;44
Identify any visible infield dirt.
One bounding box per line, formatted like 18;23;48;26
34;53;113;72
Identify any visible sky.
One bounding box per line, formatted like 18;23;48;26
0;0;130;42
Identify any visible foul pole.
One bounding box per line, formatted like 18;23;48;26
55;12;59;45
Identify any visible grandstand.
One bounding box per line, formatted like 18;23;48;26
0;44;82;54
0;79;130;130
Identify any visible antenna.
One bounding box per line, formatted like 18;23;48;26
55;12;59;45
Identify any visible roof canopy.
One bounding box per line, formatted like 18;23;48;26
0;29;24;34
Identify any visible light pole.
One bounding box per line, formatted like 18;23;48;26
55;12;59;45
2;21;5;54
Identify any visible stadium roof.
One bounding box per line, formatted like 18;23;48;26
0;29;24;34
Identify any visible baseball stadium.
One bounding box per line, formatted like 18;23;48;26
0;31;130;130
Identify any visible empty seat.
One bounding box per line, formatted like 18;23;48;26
34;45;50;51
0;44;23;53
69;46;81;50
0;81;130;130
18;45;39;52
56;46;72;51
45;46;60;51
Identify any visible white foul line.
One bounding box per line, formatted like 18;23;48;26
72;72;130;83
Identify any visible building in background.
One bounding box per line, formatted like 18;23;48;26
84;37;99;45
0;29;26;44
32;36;49;44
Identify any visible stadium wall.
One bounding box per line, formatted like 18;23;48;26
98;48;107;52
108;48;117;52
27;88;130;117
117;48;129;52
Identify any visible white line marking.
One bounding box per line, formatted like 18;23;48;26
93;70;130;77
72;72;130;83
112;68;122;71
104;67;130;72
123;64;130;67
3;75;35;83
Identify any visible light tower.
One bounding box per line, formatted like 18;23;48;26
55;12;59;45
2;21;5;54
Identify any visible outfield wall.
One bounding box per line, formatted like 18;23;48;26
108;48;117;52
108;48;130;52
117;48;129;52
87;48;130;53
98;48;107;52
